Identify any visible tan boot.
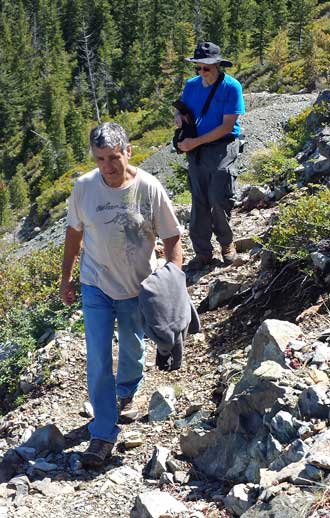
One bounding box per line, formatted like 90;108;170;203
222;242;238;265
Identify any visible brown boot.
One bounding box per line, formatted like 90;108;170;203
81;439;114;467
222;242;238;265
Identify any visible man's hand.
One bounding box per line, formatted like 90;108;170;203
60;279;76;305
177;138;199;153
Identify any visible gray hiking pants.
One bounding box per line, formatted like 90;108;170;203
187;138;239;256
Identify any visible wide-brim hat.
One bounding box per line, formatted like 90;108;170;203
185;41;233;67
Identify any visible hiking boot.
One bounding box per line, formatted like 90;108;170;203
187;254;213;271
118;396;139;424
81;439;114;467
222;242;238;265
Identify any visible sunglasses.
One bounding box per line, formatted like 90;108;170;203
195;66;210;73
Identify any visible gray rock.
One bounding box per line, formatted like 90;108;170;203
15;446;37;461
266;434;282;463
269;439;309;471
180;429;215;458
148;386;176;422
298;383;330;419
318;127;330;158
28;459;58;473
81;401;94;418
270;411;298;444
148;445;170;480
312;342;330;363
175;410;210;429
24;424;65;457
246;319;301;372
159;472;174;485
311;252;330;274
306;429;330;470
208;279;241;310
69;453;82;472
240;492;315;518
235;236;258;253
225;483;259;516
32;478;75;497
247;186;270;204
253;361;288;381
0;449;24;483
173;470;188;484
131;490;187;518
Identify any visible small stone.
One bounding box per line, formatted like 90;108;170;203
159;472;174;485
173;470;188;484
133;490;187;517
80;401;94;418
123;431;143;449
149;445;170;479
148;386;176;422
308;368;329;384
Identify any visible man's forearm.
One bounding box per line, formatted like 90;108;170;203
194;119;236;146
163;235;183;269
61;226;83;281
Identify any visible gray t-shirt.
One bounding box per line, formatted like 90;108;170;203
67;167;182;300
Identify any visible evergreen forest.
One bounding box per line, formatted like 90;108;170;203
0;0;329;230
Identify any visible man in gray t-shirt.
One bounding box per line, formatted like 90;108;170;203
60;122;182;468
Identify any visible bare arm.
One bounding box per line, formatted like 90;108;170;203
163;234;183;269
60;226;83;305
178;114;238;152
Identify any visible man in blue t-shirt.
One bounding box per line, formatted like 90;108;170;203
176;42;245;268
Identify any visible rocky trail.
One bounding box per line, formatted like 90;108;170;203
0;92;330;518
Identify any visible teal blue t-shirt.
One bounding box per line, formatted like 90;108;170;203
181;74;245;137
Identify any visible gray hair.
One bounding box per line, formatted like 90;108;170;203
89;122;129;153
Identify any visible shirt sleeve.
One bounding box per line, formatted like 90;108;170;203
152;182;184;240
224;81;245;115
66;181;83;231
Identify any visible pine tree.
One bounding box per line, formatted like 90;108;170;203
201;0;230;49
250;0;273;65
0;178;12;227
0;1;39;172
39;6;72;177
228;0;256;58
9;166;30;210
96;1;122;115
66;108;88;162
270;0;288;32
301;26;320;91
267;29;288;80
288;0;317;55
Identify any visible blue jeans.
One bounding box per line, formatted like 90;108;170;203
81;284;145;443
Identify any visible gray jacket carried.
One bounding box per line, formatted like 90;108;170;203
138;262;200;370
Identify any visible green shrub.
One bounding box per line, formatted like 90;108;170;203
266;188;330;262
0;244;80;411
247;145;298;185
284;107;314;153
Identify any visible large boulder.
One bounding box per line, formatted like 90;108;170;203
189;320;302;483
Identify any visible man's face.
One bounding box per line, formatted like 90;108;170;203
92;144;132;188
196;63;219;84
